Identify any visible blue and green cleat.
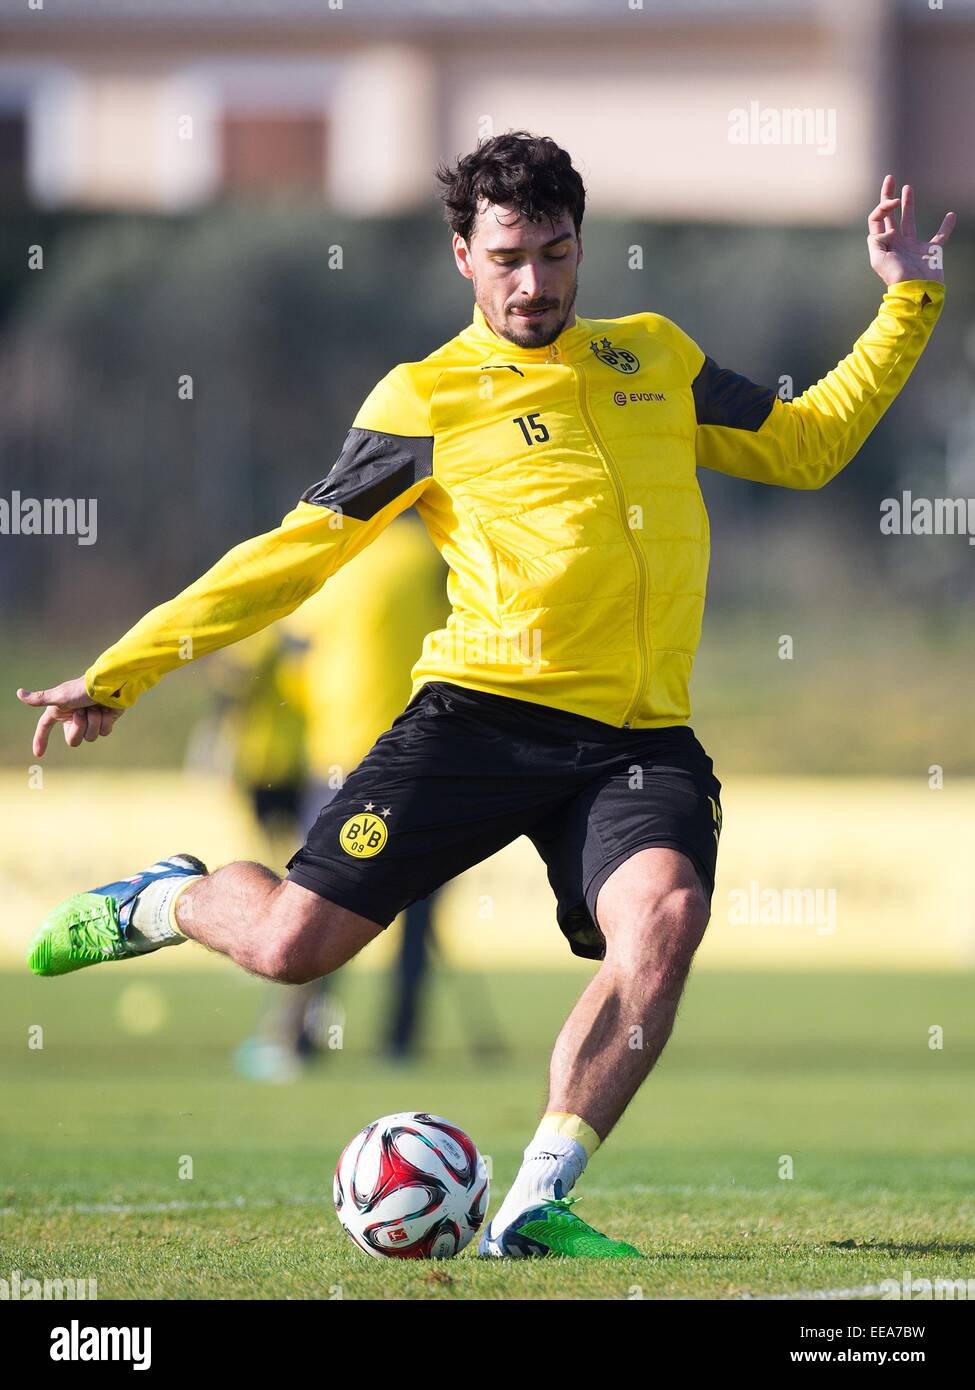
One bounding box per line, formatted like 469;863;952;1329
478;1196;643;1258
26;854;207;977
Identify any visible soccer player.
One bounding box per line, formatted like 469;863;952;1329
19;133;953;1259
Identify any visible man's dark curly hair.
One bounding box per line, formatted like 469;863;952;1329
435;131;586;245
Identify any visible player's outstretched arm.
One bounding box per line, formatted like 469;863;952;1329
16;362;436;754
14;504;348;759
15;497;391;759
693;177;955;489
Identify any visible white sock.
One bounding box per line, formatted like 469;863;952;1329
126;876;200;954
489;1134;589;1234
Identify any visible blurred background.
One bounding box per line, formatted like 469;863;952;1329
1;0;973;1122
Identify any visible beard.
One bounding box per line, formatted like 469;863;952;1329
475;276;579;349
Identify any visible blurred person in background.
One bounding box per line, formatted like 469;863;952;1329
232;514;449;1080
188;625;309;872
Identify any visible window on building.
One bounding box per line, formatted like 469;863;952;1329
219;112;326;194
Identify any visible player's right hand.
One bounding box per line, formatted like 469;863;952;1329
16;678;125;758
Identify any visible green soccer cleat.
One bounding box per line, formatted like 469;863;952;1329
27;855;207;977
478;1195;643;1258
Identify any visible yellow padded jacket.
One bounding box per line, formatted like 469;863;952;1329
85;280;944;729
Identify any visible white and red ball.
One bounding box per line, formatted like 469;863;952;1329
334;1111;489;1259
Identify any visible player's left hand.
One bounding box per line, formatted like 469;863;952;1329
16;677;125;757
868;175;955;287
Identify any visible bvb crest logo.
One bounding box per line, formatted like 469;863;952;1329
589;337;640;374
339;810;389;858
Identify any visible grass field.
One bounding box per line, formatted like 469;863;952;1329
2;965;973;1301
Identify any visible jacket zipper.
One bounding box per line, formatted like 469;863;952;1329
572;361;649;727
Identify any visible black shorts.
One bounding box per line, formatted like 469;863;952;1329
286;681;723;960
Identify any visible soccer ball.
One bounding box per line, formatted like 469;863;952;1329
334;1111;489;1259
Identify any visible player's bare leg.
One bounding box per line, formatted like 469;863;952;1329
175;866;384;982
27;850;384;984
547;846;709;1134
481;847;709;1257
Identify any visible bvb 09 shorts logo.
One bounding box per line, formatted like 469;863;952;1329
339;811;389;858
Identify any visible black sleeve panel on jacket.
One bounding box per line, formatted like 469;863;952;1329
300;427;435;521
691;355;777;432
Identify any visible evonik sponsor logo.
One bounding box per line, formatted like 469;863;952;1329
613;390;667;406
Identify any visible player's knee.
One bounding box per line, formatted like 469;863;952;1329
606;882;711;973
662;883;711;954
248;886;324;983
252;882;381;983
253;933;322;985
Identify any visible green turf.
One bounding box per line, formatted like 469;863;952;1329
1;967;973;1300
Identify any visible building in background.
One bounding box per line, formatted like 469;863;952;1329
0;0;973;221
